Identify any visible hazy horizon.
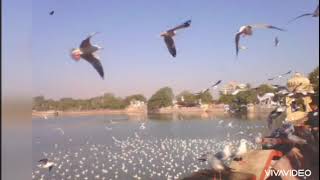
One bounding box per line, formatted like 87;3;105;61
5;0;319;100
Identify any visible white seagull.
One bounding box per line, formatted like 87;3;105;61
160;20;191;57
235;24;286;56
233;139;247;162
70;32;104;79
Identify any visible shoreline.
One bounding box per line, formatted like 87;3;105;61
32;109;129;118
32;105;274;119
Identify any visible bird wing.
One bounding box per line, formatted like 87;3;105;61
287;13;313;24
203;88;210;93
81;54;105;79
251;24;286;31
79;32;98;49
168;20;191;32
282;70;292;76
163;36;176;57
211;80;222;88
235;32;242;56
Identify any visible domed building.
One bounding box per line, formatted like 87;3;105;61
286;73;314;122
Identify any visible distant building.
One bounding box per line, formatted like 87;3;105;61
129;100;145;108
220;81;249;95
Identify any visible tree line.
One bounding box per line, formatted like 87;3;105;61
33;67;319;111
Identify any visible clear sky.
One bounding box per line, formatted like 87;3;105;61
4;0;319;100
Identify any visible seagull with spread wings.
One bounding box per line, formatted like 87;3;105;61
268;70;292;81
71;32;104;79
195;80;222;95
235;24;286;56
160;20;191;57
288;5;319;24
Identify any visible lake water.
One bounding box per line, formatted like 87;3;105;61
32;113;273;180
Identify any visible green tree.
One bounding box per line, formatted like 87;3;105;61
255;84;276;95
218;94;236;104
176;91;198;106
124;94;147;106
101;93;126;109
198;91;213;104
148;87;174;110
235;90;257;105
33;96;45;110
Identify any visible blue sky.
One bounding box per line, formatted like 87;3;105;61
4;0;319;100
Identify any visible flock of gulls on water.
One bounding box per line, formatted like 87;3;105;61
34;3;319;180
34;119;268;180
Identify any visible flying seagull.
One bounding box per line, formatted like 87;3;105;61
160;20;191;57
211;80;222;89
49;10;54;15
235;24;286;56
195;80;222;95
38;159;55;172
288;5;319;24
268;70;292;81
71;32;104;79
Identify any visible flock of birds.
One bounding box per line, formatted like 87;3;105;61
47;4;319;79
34;3;319;180
34;114;314;180
33;119;266;180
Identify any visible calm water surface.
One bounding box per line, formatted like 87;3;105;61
32;113;273;180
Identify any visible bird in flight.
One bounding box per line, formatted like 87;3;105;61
287;5;319;24
71;32;104;79
195;80;222;95
211;80;222;89
268;70;292;81
235;24;286;56
49;10;54;15
160;20;191;57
